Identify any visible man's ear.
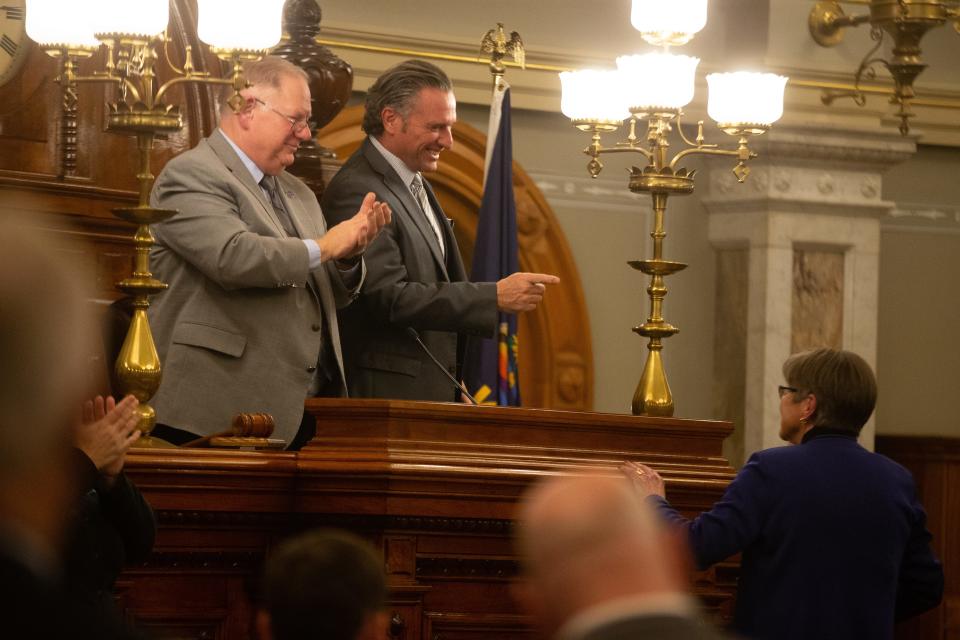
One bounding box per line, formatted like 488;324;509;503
381;107;403;135
255;609;273;640
233;93;258;129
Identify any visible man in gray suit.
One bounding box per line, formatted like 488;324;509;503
321;60;558;402
148;56;390;447
516;474;730;640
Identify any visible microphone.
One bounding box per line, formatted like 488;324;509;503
404;327;478;405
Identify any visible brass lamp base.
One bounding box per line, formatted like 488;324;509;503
632;344;674;416
132;434;177;449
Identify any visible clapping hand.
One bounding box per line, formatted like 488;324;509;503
76;395;141;484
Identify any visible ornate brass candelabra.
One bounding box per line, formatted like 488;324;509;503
809;0;960;135
563;0;786;416
574;112;765;416
45;38;257;444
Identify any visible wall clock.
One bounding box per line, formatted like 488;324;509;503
0;1;28;86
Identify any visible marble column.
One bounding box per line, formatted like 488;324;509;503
701;125;915;466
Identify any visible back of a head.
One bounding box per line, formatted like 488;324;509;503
783;347;877;433
517;475;684;632
0;218;93;474
362;59;452;136
261;529;387;640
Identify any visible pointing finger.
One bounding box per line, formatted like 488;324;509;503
531;273;560;285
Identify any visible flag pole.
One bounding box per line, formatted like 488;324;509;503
464;24;526;406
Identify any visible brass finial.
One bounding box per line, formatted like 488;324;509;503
480;23;525;89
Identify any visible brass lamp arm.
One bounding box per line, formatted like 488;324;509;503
810;1;871;47
675;114;718;150
669;145;744;169
154;75;231;105
599;145;655;161
74;73;141;103
827;11;870;29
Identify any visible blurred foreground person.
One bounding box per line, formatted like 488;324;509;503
516;474;729;640
0;219;98;638
257;529;388;640
624;348;943;640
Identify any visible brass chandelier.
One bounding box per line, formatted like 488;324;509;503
25;0;286;444
809;0;960;135
560;0;787;417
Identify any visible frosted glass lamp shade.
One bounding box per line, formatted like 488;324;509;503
559;70;629;124
617;53;699;112
96;0;169;38
706;72;788;131
631;0;708;46
25;0;99;49
198;0;286;52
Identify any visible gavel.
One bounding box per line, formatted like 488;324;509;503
181;412;275;447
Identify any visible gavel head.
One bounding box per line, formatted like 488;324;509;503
230;412;276;438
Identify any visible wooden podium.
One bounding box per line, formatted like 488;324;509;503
120;400;738;640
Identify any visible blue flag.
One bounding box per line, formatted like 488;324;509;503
464;82;521;406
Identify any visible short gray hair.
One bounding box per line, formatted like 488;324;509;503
783;348;877;433
220;56;310;116
362;59;452;136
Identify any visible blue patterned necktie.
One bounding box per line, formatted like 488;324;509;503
260;176;298;238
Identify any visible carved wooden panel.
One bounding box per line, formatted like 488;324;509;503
876;436;960;640
119;401;736;639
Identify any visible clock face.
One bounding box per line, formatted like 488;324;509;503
0;0;28;86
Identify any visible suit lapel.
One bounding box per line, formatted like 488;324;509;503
362;140;449;278
207;130;289;238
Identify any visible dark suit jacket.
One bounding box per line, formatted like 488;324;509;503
0;542;140;640
149;130;362;442
0;546;67;639
580;613;730;640
63;449;155;637
652;429;944;640
321;139;497;401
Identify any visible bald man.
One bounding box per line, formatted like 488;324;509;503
516;474;730;640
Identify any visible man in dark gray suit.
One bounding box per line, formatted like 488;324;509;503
148;56;390;447
322;60;558;402
516;474;730;640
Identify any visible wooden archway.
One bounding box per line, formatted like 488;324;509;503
319;106;594;411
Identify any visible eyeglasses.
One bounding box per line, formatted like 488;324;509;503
778;385;799;398
254;97;310;134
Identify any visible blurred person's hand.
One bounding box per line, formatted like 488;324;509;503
76;395;141;484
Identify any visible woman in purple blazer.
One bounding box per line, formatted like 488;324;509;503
625;348;943;640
